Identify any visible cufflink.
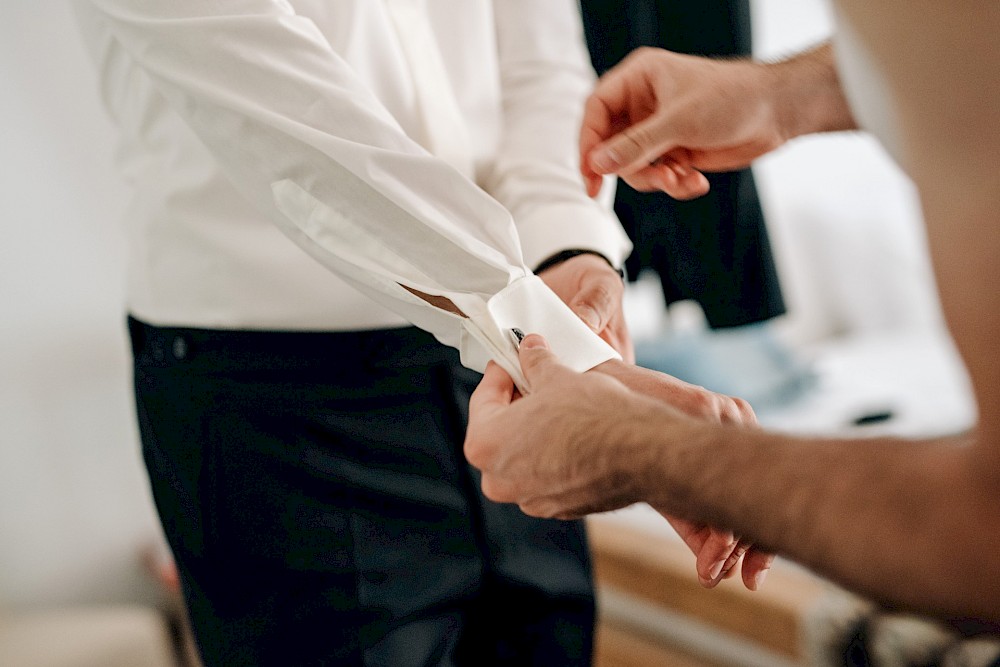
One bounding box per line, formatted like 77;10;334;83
508;328;526;348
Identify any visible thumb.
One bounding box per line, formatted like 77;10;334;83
517;334;569;389
588;115;675;177
468;361;515;416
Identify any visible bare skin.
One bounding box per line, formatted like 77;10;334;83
465;1;1000;626
535;252;635;365
537;255;773;588
579;43;856;200
408;252;773;588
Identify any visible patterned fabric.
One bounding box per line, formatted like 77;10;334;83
835;612;1000;667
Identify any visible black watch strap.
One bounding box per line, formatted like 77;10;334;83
533;249;625;279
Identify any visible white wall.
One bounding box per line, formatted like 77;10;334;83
0;2;162;608
0;0;947;610
749;0;945;345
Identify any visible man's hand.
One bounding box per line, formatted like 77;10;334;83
580;48;783;199
538;254;769;584
660;514;773;591
466;334;661;517
591;357;773;588
579;44;852;200
538;252;634;363
465;334;773;590
593;357;754;424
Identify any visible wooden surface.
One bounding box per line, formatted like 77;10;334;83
587;513;865;665
595;619;726;667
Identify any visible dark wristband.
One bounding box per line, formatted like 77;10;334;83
533;249;625;280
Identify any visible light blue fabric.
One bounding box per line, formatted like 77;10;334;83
635;322;816;413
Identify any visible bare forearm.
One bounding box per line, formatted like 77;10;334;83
638;414;1000;623
768;42;858;139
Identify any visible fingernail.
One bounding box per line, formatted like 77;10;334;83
707;559;726;582
592;147;621;173
577;306;601;331
752;569;770;591
520;334;547;350
509;328;525;347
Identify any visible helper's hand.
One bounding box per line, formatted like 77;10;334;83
579;47;786;200
591;358;773;589
466;334;660;517
465;334;773;590
662;514;773;591
538;255;765;584
592;357;754;424
537;252;764;584
538;252;634;363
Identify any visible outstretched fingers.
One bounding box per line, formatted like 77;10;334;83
741;546;775;591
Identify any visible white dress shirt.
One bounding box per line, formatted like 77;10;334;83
72;0;633;390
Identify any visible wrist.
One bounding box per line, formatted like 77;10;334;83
625;392;697;504
636;403;714;509
589;358;699;499
592;369;676;500
770;42;857;140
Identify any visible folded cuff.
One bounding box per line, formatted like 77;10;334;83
460;274;621;393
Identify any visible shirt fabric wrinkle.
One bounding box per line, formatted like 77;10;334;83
74;0;632;388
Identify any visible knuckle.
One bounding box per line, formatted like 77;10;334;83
463;441;485;469
733;396;757;424
584;94;604;116
716;533;738;551
721;399;744;424
520;347;546;374
586;282;614;308
687;391;717;419
480;477;507;503
602;270;625;295
633;46;656;63
519;499;552;519
625;124;654;150
716;395;754;424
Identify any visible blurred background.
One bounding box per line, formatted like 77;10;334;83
0;1;980;665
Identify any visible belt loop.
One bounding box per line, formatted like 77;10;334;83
127;316;146;358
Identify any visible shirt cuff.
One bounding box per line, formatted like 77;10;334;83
459;274;621;393
515;200;633;274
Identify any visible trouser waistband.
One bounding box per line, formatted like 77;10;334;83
127;316;455;372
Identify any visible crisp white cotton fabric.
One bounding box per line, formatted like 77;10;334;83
72;0;631;384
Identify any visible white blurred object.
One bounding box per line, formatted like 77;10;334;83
749;0;944;347
751;0;834;61
757;328;976;439
0;3;161;609
755;133;944;348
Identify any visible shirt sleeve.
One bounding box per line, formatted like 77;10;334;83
487;0;633;271
75;0;619;392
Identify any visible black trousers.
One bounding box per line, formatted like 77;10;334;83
581;0;786;328
128;318;594;666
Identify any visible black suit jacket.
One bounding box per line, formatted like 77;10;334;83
581;0;785;328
